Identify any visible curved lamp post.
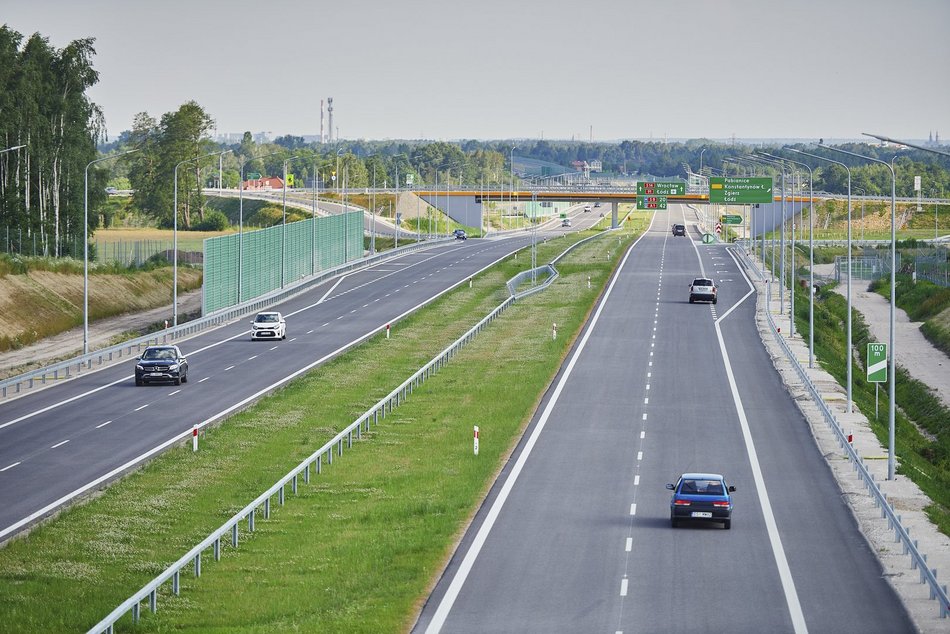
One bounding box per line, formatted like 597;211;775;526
174;149;231;326
83;148;139;353
281;154;308;288
792;148;853;409
238;150;281;303
819;142;897;480
781;150;817;369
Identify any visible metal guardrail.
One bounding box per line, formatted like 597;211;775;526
88;227;619;633
733;246;949;620
0;238;452;401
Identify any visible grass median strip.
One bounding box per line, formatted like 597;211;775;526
0;214;648;633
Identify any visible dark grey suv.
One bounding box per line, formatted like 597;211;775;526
672;224;686;236
135;345;188;386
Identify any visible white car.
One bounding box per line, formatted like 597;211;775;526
250;311;286;340
583;205;592;212
561;217;572;227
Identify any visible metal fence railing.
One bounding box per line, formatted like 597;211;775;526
734;246;949;621
87;228;619;633
0;237;452;401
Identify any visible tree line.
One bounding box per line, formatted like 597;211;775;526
0;26;104;257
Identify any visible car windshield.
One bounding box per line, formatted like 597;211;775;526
256;314;278;323
693;279;712;286
680;479;724;495
143;348;175;360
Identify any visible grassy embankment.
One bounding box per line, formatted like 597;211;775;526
790;269;950;536
0;212;649;632
869;274;950;358
761;198;947;241
0;253;202;354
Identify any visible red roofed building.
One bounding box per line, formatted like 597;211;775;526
242;176;284;191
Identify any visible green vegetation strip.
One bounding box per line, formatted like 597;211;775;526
791;278;950;536
0;213;649;633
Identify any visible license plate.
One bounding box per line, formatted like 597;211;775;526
149;372;164;377
691;512;712;518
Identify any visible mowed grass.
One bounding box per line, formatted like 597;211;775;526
0;214;648;633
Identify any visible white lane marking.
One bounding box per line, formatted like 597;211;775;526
168;390;181;396
642;413;647;421
269;345;279;350
322;322;330;327
306;329;314;334
198;377;209;383
248;355;258;361
350;309;357;314
96;420;113;429
648;361;652;366
1;462;22;472
134;404;148;411
637;451;643;461
423;212;659;634
620;578;628;596
288;337;297;342
647;372;651;378
224;365;235;371
646;384;650;390
51;440;70;449
643;398;649;405
640;431;645;439
710;250;807;633
634;475;640;486
630;503;637;516
625;537;632;552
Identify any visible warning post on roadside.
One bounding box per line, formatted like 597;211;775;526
473;426;479;456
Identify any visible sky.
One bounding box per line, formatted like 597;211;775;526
4;0;949;143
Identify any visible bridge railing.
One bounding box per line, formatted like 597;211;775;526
87;228;617;633
733;246;949;621
0;238;451;401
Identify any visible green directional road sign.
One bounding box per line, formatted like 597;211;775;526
720;214;742;224
637;195;668;210
867;342;887;382
709;177;774;204
637;181;685;196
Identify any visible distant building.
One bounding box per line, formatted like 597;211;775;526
589;160;603;173
242;176;284;191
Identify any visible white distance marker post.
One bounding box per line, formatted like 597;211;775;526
552;322;557;340
192;425;198;452
473;426;479;456
386;323;391;339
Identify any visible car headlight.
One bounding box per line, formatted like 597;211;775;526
135;364;144;371
168;363;179;371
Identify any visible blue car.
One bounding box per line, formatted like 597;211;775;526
667;473;736;529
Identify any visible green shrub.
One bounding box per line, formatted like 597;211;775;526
194;209;230;231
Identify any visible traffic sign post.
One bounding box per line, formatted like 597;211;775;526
709;177;773;204
637;195;668;210
868;342;887;420
637;181;685;196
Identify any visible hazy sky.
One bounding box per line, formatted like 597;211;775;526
4;0;948;142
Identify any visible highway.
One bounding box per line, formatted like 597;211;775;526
414;205;913;633
0;207;595;543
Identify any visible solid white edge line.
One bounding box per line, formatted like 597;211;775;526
423;213;658;633
710;249;808;633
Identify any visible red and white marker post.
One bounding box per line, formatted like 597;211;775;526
473;426;479;456
386;324;391;339
192;425;198;452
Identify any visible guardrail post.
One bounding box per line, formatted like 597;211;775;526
149;589;157;613
194;552;201;577
249;509;255;532
317;454;322;473
173;570;180;595
232;523;239;548
279;486;285;506
132;602;140;623
214;538;221;561
265;497;271;518
347;431;353;448
292;474;298;494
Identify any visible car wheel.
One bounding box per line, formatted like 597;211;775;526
181;371;188;383
689;297;694;304
723;519;731;530
135;378;143;386
174;376;181;386
713;298;718;305
670;512;678;528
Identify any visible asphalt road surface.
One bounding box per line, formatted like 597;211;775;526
414;206;912;634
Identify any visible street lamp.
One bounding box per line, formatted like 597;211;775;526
820;141;897;481
792;148;853;409
83;148;139;354
781;150;817;369
174;149;231;326
699;147;707;176
239;150;281;303
510;146;517;232
282;154;308;288
0;144;25;155
760;152;801;339
751;154;789;310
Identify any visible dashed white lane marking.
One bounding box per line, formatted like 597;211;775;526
198;377;209;383
307;329;314;334
646;384;650;390
248;355;258;361
134;404;148;411
625;537;633;552
620;578;629;596
224;365;235;371
640;431;645;439
1;462;22;471
363;304;370;308
322;323;330;327
641;413;647;421
637;451;643;461
269;345;279;351
647;372;651;378
629;503;637;515
643;398;649;404
96;420;113;429
51;440;70;449
350;309;357;314
168;390;181;396
634;475;640;486
288;338;297;342
336;315;345;320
